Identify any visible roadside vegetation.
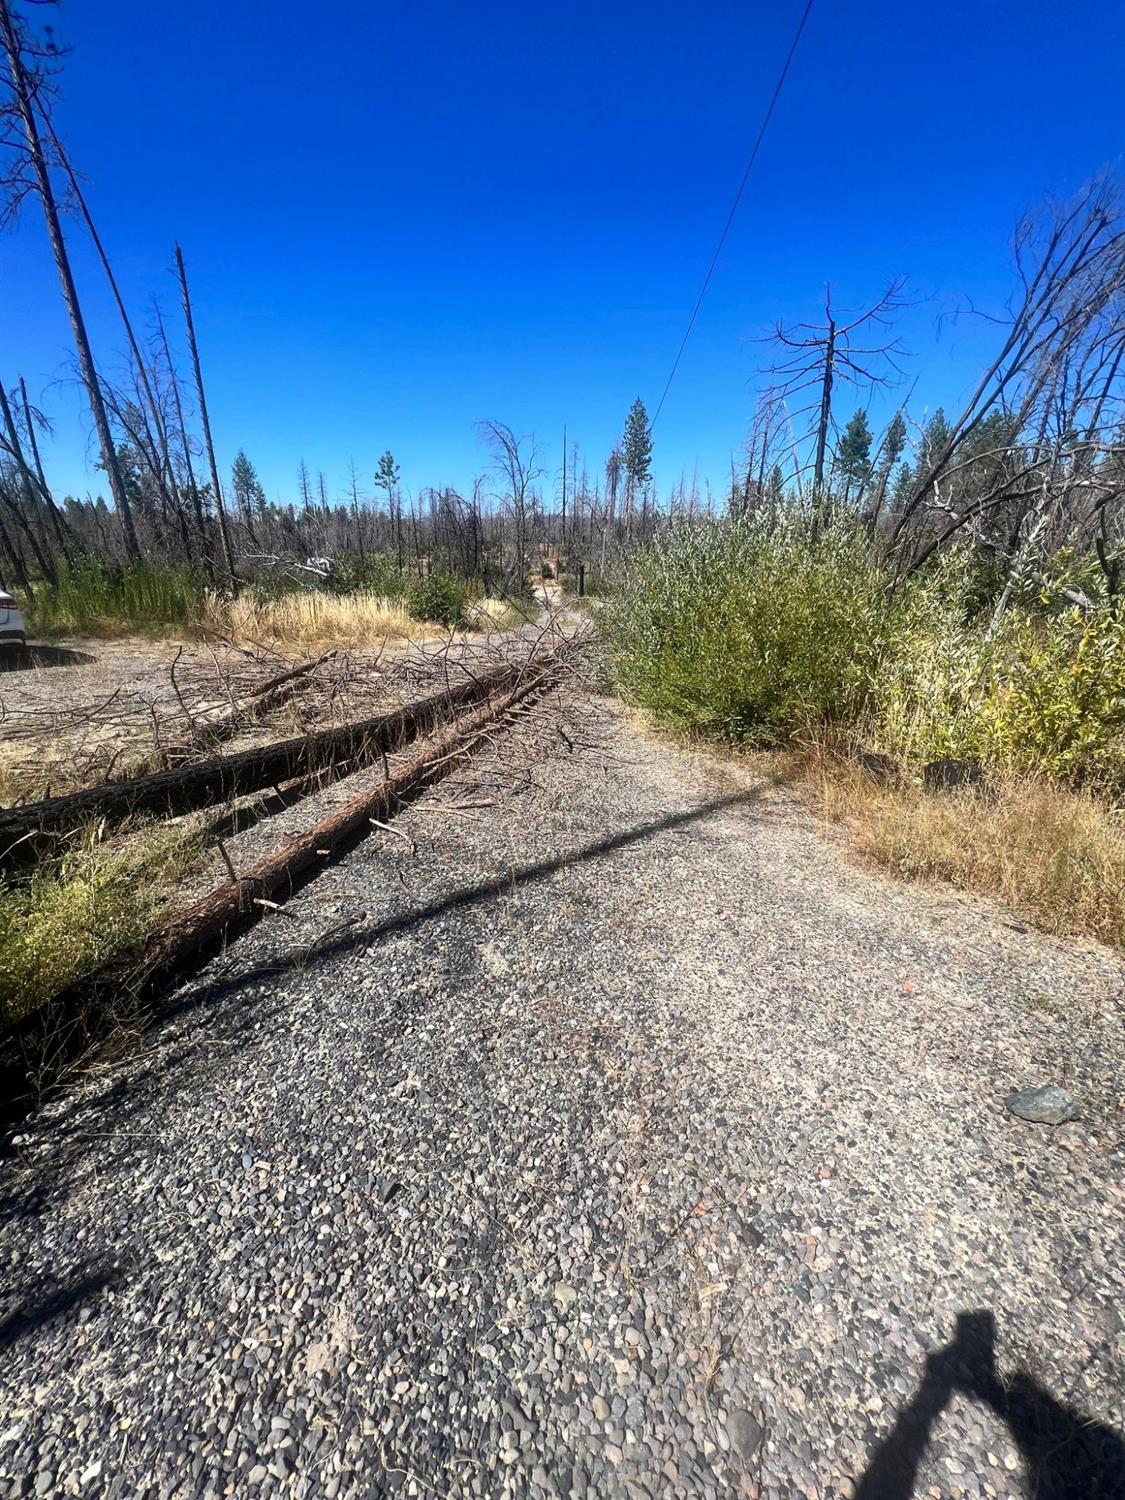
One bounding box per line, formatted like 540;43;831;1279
22;558;534;643
0;824;199;1028
604;511;1125;948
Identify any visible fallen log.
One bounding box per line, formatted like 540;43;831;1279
141;663;557;980
0;658;530;864
0;664;559;1129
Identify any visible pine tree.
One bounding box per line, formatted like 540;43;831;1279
883;411;907;469
836;409;873;498
622;398;652;491
374;451;402;567
231;449;263;534
890;462;914;513
767;463;785;507
918;408;951;470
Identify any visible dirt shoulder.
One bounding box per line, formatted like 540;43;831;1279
1;692;1122;1498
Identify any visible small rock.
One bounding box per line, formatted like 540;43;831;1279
554;1282;578;1309
726;1409;764;1460
923;757;986;794
1007;1084;1079;1125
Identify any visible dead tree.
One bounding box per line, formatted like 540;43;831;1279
174;243;236;582
0;378;71;565
154;299;213;574
478;420;543;585
0;0;138;556
890;181;1125;589
764;279;909;505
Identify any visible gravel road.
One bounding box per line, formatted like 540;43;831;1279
2;691;1123;1499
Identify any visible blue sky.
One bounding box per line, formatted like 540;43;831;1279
2;0;1122;508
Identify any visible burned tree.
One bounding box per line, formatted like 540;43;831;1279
0;0;138;555
889;180;1125;596
764;280;910;503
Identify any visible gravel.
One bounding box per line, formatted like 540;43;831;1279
1;692;1123;1499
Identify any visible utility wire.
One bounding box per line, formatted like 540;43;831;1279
650;0;816;429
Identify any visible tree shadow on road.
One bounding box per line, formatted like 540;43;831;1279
855;1310;1125;1499
0;1261;121;1352
0;643;95;672
1;788;762;1223
159;787;764;1015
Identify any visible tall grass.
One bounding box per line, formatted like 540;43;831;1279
27;559;206;636
813;757;1125;950
25;557;507;642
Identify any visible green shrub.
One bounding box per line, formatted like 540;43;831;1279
0;826;198;1027
602;514;899;742
603;516;1125;791
878;593;1125;790
406;570;469;628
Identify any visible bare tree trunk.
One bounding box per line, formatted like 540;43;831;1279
0;493;33;594
155;301;213;578
41;119;191;545
17;376;73;562
174;244;236;584
0;0;138;558
812;311;836;493
0;480;55;583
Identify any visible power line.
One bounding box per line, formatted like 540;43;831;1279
650;0;816;430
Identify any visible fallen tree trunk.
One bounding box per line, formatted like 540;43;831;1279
0;658;529;863
142;664;556;979
0;663;559;1127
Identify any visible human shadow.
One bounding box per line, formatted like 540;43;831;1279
0;1261;121;1351
855;1310;1125;1499
0;643;96;671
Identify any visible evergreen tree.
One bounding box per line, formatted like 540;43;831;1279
374;451;403;567
767;463;785;507
622;398;652;491
890;461;914;513
883;411;907;470
836;409;873;497
375;451;400;495
231;449;264;531
918;408;951;470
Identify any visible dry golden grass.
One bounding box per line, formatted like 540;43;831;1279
805;751;1125;950
462;596;532;632
205;590;430;647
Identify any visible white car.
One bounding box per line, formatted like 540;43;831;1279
0;589;27;648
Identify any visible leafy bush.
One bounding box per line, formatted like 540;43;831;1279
878;591;1125;790
603;516;1125;791
406;570;469;629
602;515;898;742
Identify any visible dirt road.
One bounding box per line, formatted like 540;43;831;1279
2;692;1123;1498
